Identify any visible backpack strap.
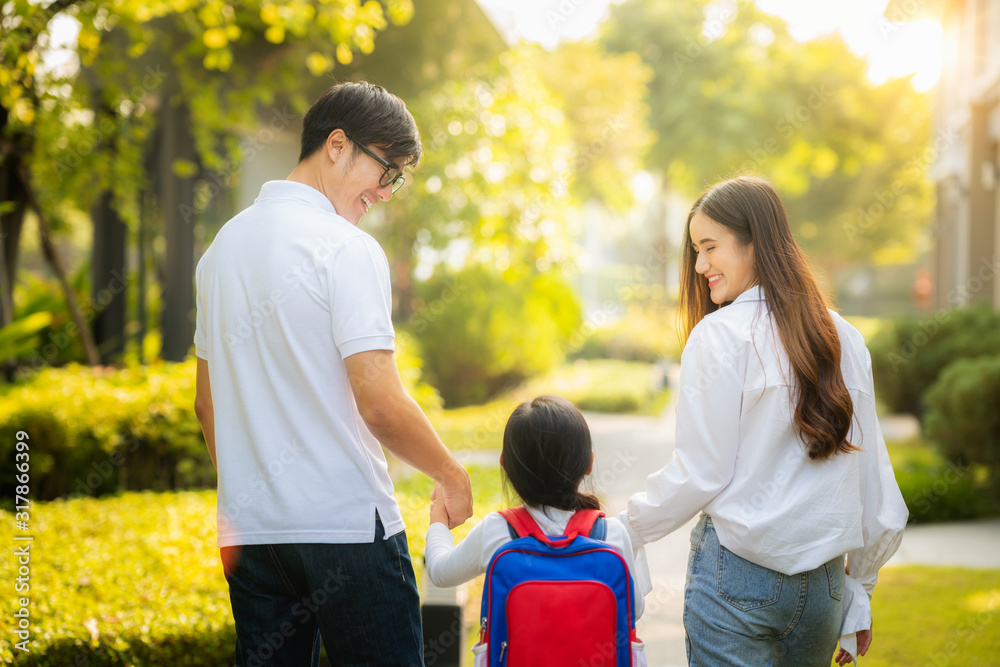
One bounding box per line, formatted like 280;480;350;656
499;507;607;548
588;516;607;541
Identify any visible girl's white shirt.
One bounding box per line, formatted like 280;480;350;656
618;284;908;652
426;505;649;619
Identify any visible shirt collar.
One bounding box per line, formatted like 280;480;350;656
256;180;338;216
732;284;765;304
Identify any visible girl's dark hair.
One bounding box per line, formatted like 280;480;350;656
501;395;601;511
679;175;857;461
298;81;422;166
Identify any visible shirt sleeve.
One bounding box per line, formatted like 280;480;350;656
328;234;395;359
425;514;512;588
193;260;208;360
605;517;650;620
620;326;743;547
839;351;908;647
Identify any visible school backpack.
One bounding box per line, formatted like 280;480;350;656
473;507;644;667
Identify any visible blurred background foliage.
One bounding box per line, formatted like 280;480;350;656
1;0;990;504
4;1;1000;663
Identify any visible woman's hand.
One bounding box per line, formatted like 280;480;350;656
429;482;450;526
835;625;873;665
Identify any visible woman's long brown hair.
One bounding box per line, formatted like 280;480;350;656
679;176;856;460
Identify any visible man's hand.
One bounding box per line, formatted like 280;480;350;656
835;625;873;665
345;349;474;528
436;466;473;529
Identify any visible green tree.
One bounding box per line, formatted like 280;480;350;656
1;0;413;364
368;41;653;320
602;0;934;273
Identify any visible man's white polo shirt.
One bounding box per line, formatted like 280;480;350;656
194;180;403;546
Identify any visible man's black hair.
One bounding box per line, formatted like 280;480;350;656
298;81;422;167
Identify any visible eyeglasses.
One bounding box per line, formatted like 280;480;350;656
344;133;405;194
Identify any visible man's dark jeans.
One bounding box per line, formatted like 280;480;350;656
222;519;423;666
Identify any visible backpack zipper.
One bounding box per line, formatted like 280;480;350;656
499;640;507;663
480;616;487;643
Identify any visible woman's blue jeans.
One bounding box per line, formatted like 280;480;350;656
683;515;844;667
221;519;423;666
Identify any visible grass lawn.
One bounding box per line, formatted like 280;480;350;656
854;565;1000;666
430;359;670;452
0;469;504;664
1;481;997;665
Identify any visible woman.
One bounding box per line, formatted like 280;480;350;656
619;176;907;666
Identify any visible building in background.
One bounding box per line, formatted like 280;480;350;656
894;0;1000;310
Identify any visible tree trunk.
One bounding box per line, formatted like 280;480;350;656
19;165;100;365
91;190;128;362
0;162;26;330
158;102;197;362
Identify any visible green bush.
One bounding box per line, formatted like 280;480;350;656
522;359;664;414
0;468;504;665
0;341;441;501
569;306;680;363
888;439;998;523
923;354;1000;498
412;266;582;407
0;491;234;666
868;305;1000;416
0;360;210;501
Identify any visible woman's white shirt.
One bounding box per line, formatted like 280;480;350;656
426;505;649;619
619;285;907;645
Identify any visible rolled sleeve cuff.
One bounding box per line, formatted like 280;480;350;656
338;334;395;359
839;576;871;652
617;508;647;552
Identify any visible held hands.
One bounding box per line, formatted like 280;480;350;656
835;625;873;665
429;483;450;527
430;467;473;529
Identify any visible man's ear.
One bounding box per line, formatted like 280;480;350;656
325;129;348;163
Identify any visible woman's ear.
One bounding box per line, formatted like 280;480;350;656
499;453;504;469
586;451;594;475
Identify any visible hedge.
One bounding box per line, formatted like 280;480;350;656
0;466;504;666
0;334;441;502
923;354;1000;499
867;305;1000;417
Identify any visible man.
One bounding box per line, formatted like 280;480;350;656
193;82;473;666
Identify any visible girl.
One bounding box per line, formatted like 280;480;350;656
618;176;907;666
425;394;647;620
